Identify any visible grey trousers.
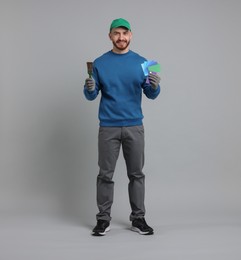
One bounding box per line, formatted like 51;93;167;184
96;125;146;222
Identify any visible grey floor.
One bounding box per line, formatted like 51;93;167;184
1;214;241;260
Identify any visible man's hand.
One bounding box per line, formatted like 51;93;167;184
148;73;161;89
85;78;95;91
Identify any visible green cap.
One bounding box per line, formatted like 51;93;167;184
110;18;131;31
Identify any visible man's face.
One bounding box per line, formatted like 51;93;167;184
109;27;132;53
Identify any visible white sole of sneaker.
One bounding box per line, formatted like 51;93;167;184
131;226;153;235
92;226;110;236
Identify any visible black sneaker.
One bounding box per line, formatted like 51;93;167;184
92;220;110;236
131;218;154;235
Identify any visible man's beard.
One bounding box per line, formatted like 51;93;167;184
113;40;130;51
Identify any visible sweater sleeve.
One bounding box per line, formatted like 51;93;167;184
83;85;99;100
142;81;161;100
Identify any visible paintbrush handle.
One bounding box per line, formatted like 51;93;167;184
86;62;93;78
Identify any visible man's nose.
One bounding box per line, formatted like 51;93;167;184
119;33;124;40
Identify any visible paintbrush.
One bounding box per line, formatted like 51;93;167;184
86;62;93;78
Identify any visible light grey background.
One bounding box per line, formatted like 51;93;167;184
1;0;241;229
1;1;241;259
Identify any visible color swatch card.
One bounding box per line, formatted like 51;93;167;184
141;60;161;83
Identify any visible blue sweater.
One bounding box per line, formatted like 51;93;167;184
84;50;160;127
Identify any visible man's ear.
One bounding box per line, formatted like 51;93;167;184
129;31;133;40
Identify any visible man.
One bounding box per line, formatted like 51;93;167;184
84;18;161;236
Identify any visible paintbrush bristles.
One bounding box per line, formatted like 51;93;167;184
86;62;93;78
